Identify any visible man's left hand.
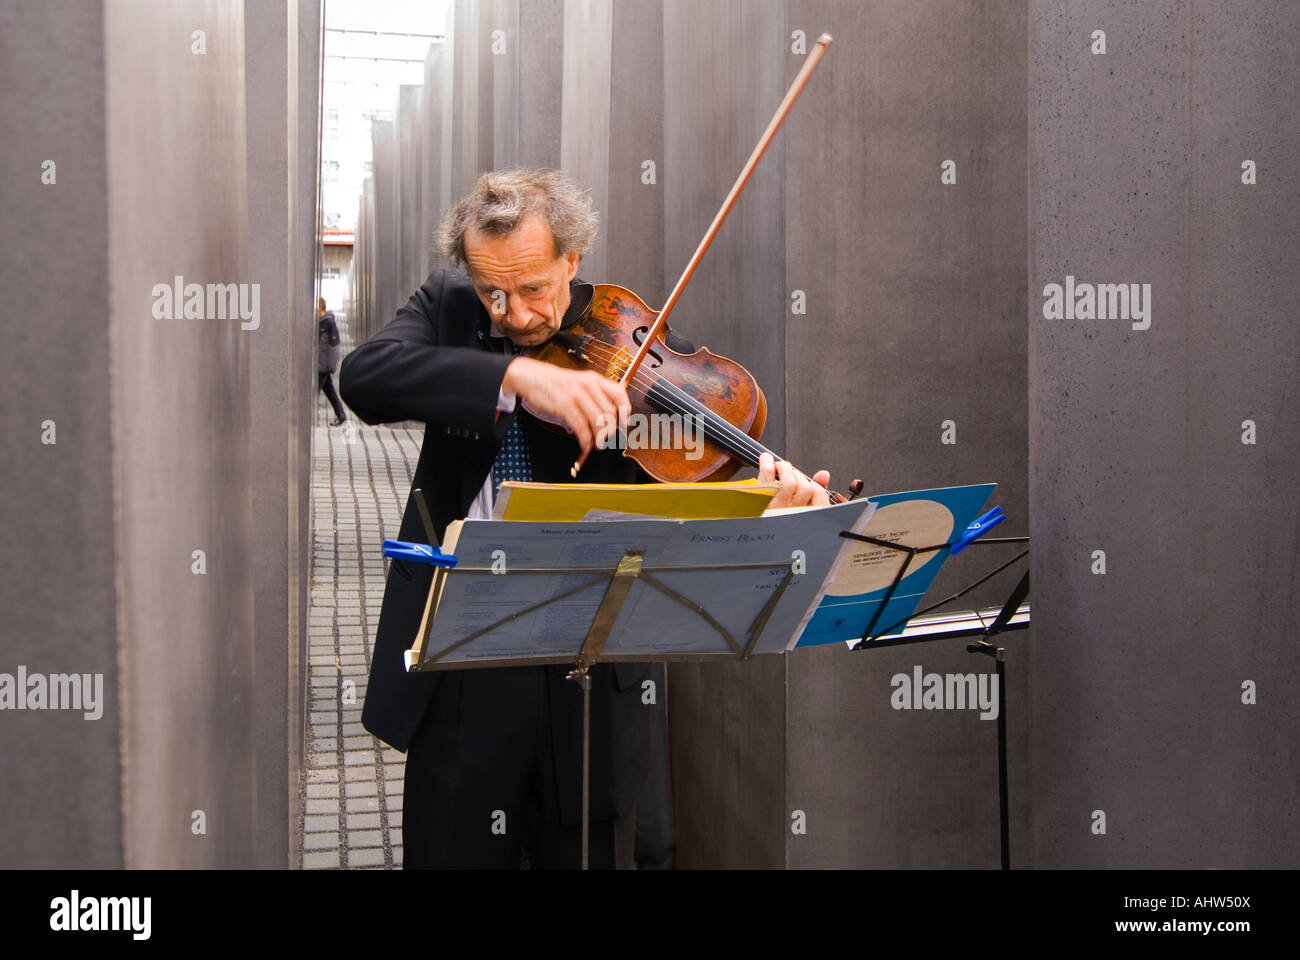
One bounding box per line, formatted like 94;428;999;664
759;452;831;508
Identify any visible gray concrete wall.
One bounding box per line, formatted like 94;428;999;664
293;1;323;845
352;177;377;339
1027;0;1299;868
246;0;320;868
421;42;453;274
661;0;789;459
662;0;1030;871
104;0;257;868
781;0;1030;870
603;0;665;301
398;85;423;295
1;0;320;869
450;0;487;200
0;0;122;869
246;0;289;869
490;0;520;168
659;0;794;869
518;0;564;171
560;0;613;280
369;0;568;295
371;119;400;345
557;0;664;293
372;0;566;302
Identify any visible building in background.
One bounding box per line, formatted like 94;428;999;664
320;0;446;312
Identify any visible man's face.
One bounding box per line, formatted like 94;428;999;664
464;213;580;347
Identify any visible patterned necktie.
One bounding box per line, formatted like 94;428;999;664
492;414;532;497
491;341;531;497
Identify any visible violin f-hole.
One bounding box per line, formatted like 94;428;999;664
631;326;664;368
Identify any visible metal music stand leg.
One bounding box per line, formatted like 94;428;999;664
566;549;644;870
968;569;1029;870
578;670;591;869
996;651;1008;870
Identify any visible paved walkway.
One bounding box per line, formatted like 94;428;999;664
300;310;422;869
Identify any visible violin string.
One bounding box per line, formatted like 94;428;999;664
572;337;775;467
572;338;846;503
576;338;785;468
570;335;845;505
557;335;666;399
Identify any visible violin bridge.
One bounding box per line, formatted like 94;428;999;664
604;345;633;382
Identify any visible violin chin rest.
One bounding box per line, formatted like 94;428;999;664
562;282;595;327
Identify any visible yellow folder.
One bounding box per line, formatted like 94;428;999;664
492;479;781;522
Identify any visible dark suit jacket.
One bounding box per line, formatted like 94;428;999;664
339;269;691;825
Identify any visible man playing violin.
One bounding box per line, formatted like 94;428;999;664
340;168;831;869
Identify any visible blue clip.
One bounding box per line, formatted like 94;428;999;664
382;539;458;568
949;507;1006;555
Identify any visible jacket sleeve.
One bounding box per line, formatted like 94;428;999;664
339;272;513;432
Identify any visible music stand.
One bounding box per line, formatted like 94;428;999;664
392;490;870;868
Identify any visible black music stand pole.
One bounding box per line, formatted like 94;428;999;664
844;526;1030;871
966;570;1029;871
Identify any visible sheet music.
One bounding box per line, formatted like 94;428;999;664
794;483;997;646
412;498;875;666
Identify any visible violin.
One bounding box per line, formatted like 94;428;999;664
521;32;858;504
523;282;855;504
525;282;766;484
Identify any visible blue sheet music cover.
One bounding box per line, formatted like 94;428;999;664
795;483;996;646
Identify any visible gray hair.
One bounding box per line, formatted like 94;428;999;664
436;168;599;270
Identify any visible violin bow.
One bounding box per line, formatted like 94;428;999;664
575;32;836;490
621;32;833;383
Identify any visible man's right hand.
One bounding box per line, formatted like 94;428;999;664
502;356;631;456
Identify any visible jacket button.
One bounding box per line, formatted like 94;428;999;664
477;331;486;341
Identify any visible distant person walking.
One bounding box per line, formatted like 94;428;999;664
318;298;347;425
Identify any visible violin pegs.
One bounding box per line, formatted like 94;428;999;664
847;478;865;500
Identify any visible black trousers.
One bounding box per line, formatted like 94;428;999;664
318;371;346;420
402;665;635;869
